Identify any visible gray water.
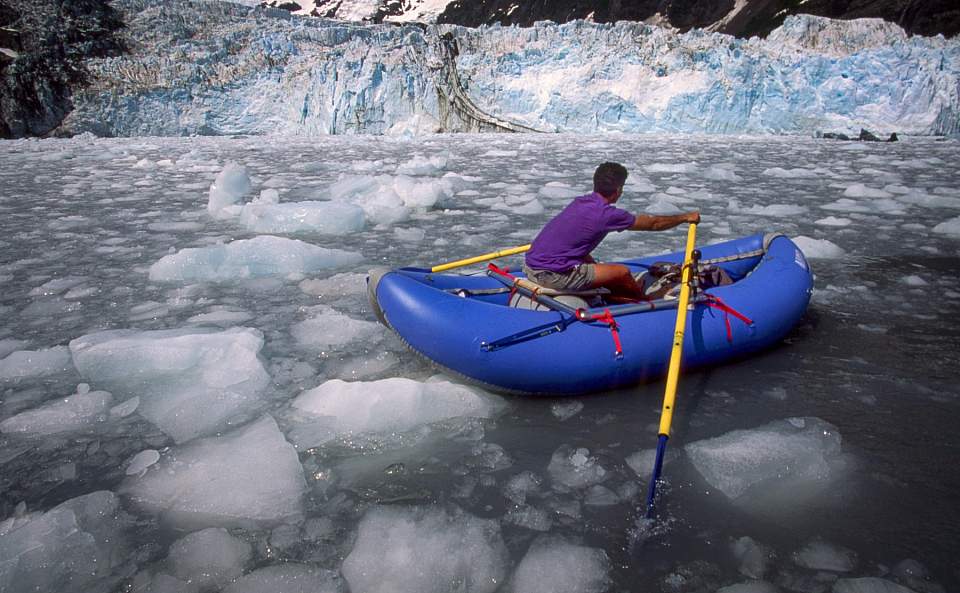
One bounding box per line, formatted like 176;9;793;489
1;133;958;592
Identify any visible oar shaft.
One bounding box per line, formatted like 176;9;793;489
656;223;697;437
431;244;531;273
646;222;697;518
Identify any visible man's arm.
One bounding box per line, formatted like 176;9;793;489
630;211;700;231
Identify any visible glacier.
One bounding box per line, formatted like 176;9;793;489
60;0;960;137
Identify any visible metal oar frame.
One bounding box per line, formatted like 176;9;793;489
480;265;709;354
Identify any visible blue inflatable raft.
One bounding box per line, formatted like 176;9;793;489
368;233;813;394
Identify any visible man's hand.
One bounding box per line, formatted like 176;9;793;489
686;211;701;224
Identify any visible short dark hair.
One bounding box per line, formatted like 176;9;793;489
593;162;628;198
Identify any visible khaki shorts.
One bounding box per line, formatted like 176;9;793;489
522;263;596;291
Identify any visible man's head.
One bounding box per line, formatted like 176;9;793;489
593;162;628;200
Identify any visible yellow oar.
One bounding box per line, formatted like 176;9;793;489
645;222;698;518
430;244;531;273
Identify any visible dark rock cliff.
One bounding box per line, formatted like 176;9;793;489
0;0;125;139
436;0;959;38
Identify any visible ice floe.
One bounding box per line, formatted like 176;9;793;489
70;327;269;442
149;236;362;283
685;417;846;503
341;505;507;593
289;377;500;448
121;416;306;528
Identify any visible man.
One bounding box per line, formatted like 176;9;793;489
523;162;700;303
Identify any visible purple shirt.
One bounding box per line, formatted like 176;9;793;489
525;192;635;272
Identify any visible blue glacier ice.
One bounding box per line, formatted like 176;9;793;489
62;0;959;137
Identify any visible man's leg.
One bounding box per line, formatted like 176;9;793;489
591;263;646;302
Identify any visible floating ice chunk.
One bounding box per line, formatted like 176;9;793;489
70;327;269;443
496;198;545;215
148;236;362;283
328;350;401;380
239;200;366;235
901;275;927;287
396;155;447;176
547;445;608;489
29;275;88;296
584;484;619;506
0;346;72;381
740;203;808;217
509;537;611;593
832;578;917;593
793;236;845;259
290;305;383;351
704;165;740;181
624;447;679;478
843;183;893;199
0;491;127;593
125;449;161;476
685;417;843;501
732;536;776;579
0;339;29;359
762;167;818;178
187;309;255;326
394;226;427;242
0;387;112;436
538;182;580;199
646;162;698;174
222;564;341;593
208;162;252;219
147;221;205;232
504;505;552;531
290;377;499;448
551;401;583;421
167;527;252;591
932;216;960;237
716;581;780;593
299;272;366;298
814;216;852;227
110;396;140;418
121;416;306;529
820;198;873;213
645;198;684;215
330;174;455;225
341;505;507;593
503;471;543;504
793;540;857;572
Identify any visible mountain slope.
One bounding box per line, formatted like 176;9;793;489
253;0;959;38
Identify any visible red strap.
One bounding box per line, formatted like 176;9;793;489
579;308;623;358
487;262;516;280
704;294;753;343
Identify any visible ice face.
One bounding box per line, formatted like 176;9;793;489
0;491;127;593
341;505;508;593
69;327;270;443
685;417;844;502
121;415;307;529
63;9;960;136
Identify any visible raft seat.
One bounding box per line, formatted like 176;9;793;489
508;279;609;311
